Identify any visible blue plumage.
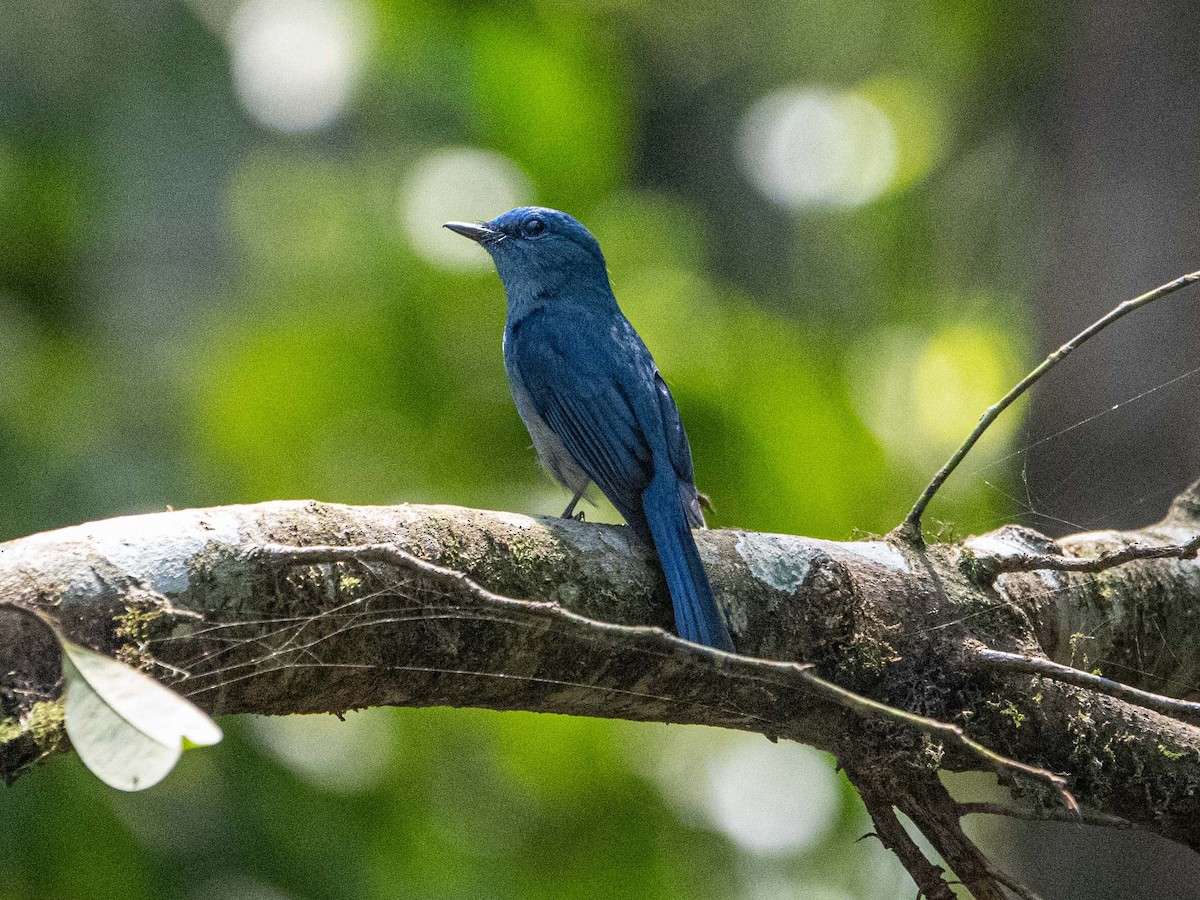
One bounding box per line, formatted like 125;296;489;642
445;207;735;651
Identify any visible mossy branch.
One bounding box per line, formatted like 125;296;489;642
1;483;1199;896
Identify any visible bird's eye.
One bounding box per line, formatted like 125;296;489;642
523;217;546;238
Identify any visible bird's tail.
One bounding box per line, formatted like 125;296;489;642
642;472;735;651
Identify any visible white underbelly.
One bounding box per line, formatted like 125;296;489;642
506;362;591;494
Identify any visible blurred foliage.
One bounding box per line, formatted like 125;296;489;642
0;0;1063;897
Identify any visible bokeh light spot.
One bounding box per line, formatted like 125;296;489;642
702;736;841;856
399;147;532;271
246;708;397;794
647;728;841;857
850;322;1023;472
230;0;370;133
856;76;949;190
739;86;899;209
192;875;297;900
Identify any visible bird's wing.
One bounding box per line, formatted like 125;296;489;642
654;372;696;486
654;372;706;528
511;316;654;528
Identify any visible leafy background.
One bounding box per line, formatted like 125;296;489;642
2;1;1199;898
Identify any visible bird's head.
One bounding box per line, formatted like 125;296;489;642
444;207;611;306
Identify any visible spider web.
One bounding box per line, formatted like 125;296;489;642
966;361;1200;536
144;572;792;729
924;348;1200;698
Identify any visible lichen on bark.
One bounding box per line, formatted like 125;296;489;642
1;484;1199;873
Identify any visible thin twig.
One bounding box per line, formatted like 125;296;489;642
803;669;1078;814
889;769;1014;900
984;864;1047;900
856;786;957;900
896;270;1200;545
248;543;520;605
958;801;1137;831
968;535;1200;578
971;646;1200;723
251;542;1079;813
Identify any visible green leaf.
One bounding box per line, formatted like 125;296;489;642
61;640;222;792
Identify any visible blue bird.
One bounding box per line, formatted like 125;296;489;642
445;207;735;651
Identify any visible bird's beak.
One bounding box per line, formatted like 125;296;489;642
443;221;499;244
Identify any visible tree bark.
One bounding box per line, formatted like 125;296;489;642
2;481;1199;886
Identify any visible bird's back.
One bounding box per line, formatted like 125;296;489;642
505;298;704;536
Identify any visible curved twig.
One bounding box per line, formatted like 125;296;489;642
896;269;1200;544
958;801;1137;832
802;667;1078;814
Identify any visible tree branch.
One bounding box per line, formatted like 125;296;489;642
250;542;1075;809
853;777;958;900
2;482;1200;888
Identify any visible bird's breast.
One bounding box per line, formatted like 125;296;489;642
503;329;590;495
